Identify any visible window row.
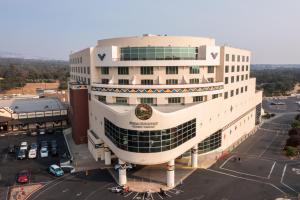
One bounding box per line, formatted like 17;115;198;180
71;75;90;85
224;86;248;99
100;66;215;75
120;47;198;61
225;54;249;62
70;56;82;64
198;130;222;154
104;118;196;153
225;65;249;73
71;66;90;74
101;78;215;85
224;74;249;84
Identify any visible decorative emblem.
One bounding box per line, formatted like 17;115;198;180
211;52;218;59
98;53;106;61
135;104;152;120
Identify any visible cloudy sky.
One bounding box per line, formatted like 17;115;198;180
0;0;299;63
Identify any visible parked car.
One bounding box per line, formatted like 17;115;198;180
30;143;38;150
39;129;46;135
40;147;48;158
51;147;58;156
46;129;54;134
60;165;75;173
31;131;37;136
20;142;28;151
17;149;26;160
40;141;48;148
28;149;37;159
48;164;64;177
8;144;16;154
16;170;30;183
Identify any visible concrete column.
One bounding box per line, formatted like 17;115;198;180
191;145;198;168
118;159;127;186
100;143;105;161
104;146;111;165
166;159;175;188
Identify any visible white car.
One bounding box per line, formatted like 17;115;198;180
28;149;37;159
39;129;46;135
40;147;48;158
20;142;28;151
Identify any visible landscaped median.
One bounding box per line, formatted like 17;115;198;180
8;183;43;200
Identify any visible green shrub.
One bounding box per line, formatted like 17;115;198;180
285;146;299;157
291;120;300;128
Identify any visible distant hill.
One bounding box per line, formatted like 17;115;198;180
251;64;300;70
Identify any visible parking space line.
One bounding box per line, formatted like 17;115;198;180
279;164;297;193
133;192;140;199
155;192;163;199
267;162;276;179
258;131;279;158
219;155;234;169
83;182;113;200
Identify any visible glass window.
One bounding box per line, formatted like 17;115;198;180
231;66;235;72
237;65;240;72
225;66;229;73
236;88;239;95
225;54;230;62
140;98;154;104
237;55;240;62
116;97;128;104
118;67;129;75
190;78;199;84
225;77;229;84
242;65;245;71
166;66;178;74
231;76;234;83
230;90;234;97
207;78;214;83
232;55;235;62
168;97;181;104
102;79;109;84
141;79;153;85
245;86;248;92
241;75;244;81
246;56;249;62
224;92;228;99
118;79;129;85
246;65;249;71
98;95;106;103
241;87;244;93
141;67;153;75
193;96;203;102
236;76;239;82
101;67;109;75
246;74;248;80
242;56;245;62
189;66;200;74
207;66;214;73
198;130;222;154
212;94;218;99
166;79;178;85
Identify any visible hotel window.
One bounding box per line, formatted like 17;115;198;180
224;92;228;99
225;77;229;84
140;98;154;104
168;97;182;104
101;67;109;75
116;97;128;105
232;55;235;62
198;130;222;154
118;79;129;85
237;65;240;72
246;65;249;71
87;67;90;74
212;94;218;99
242;65;245;71
242;56;245;62
246;74;248;80
246;56;249;62
225;54;230;61
207;66;214;73
241;87;244;93
102;79;109;84
241;75;244;81
193;96;203;102
236;88;239;95
80;57;82;63
245;86;248;92
118;67;129;75
166;79;178;85
231;66;235;72
98;95;106;103
231;76;234;83
230;90;234;97
141;79;154;85
207;78;214;83
83;67;86;74
236;76;239;82
237;55;240;62
190;78;199;84
189;66;200;74
166;66;178;74
225;66;229;73
88;78;90;85
141;66;153;75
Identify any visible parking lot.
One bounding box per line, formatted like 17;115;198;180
0;129;70;199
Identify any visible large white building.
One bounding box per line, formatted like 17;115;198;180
69;35;262;187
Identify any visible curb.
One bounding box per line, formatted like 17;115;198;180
63;129;73;162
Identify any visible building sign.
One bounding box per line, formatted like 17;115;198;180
97;53;106;61
129;121;158;129
211;52;218;59
135;104;152;120
36;112;44;118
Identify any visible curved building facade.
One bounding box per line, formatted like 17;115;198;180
69;35;262;187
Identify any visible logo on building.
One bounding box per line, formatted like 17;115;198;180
135;104;153;120
98;53;106;61
211;52;218;59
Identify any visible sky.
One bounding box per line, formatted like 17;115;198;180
0;0;299;64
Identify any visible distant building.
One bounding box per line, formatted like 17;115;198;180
0;96;69;132
69;35;262;187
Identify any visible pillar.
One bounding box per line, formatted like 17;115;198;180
166;159;175;187
118;159;127;186
100;142;105;161
104;146;111;165
191;145;198;168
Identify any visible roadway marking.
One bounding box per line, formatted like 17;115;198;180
219;155;234;169
267;162;276;179
258;131;279;158
84;183;113;200
124;191;133;197
280;164;298;193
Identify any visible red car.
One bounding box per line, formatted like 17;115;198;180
17;170;30;183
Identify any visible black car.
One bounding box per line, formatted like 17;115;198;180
17;149;26;160
51;147;58;156
8;144;16;154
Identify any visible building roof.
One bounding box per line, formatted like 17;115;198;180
0;97;67;113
